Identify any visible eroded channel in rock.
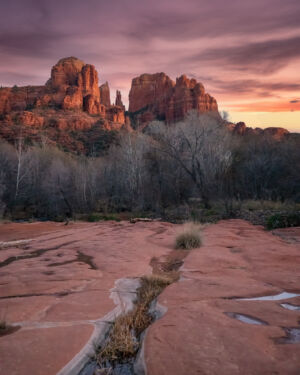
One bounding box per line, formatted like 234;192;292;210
78;250;189;375
274;328;300;344
280;303;300;311
236;291;300;301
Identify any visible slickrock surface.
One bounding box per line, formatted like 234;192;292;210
1;219;300;375
0;220;176;375
145;220;300;375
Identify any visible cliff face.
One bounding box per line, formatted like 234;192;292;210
0;58;293;153
128;73;219;127
0;57;125;122
100;82;111;107
0;57;127;153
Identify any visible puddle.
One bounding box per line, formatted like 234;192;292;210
275;328;300;344
225;312;268;325
237;292;300;301
280;303;300;311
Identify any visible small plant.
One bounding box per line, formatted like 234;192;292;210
175;223;202;249
266;212;300;230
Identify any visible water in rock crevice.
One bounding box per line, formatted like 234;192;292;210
225;312;268;325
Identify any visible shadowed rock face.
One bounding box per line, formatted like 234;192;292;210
115;90;124;108
128;73;219;126
100;82;111;107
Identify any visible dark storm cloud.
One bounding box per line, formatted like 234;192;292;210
129;2;300;41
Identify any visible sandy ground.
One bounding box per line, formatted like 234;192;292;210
0;220;299;375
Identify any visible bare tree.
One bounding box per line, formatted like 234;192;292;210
14;136;32;200
148;112;233;207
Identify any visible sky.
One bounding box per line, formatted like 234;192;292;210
0;0;300;131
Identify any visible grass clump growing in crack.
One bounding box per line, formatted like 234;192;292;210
97;274;173;366
175;222;203;250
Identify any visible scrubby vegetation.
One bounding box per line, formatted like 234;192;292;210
175;223;203;249
266;212;300;230
0;112;299;224
97;274;173;365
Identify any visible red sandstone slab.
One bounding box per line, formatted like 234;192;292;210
0;220;176;375
145;220;300;375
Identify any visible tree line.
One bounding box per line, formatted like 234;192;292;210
0;112;299;220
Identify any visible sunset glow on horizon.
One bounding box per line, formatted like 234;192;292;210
1;0;299;131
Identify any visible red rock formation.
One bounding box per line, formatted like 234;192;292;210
17;111;44;127
106;106;125;124
80;64;100;99
128;72;218;126
47;58;101;114
47;57;85;90
100;82;111;107
62;87;83;111
263;127;289;140
0;58;292;152
115;90;125;109
230;122;290;139
0;57;107;117
0;86;46;114
129;73;174;115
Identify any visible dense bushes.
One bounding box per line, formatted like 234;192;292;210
0;112;299;221
266;212;300;230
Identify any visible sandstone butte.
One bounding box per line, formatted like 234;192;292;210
0;57;291;152
0;220;300;374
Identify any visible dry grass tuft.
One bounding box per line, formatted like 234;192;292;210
97;274;172;365
98;314;138;362
175;222;203;250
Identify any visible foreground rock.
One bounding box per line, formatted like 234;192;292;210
145;220;300;375
0;220;176;375
1;219;300;375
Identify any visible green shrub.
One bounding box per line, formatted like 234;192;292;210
86;213;121;222
266;212;300;230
